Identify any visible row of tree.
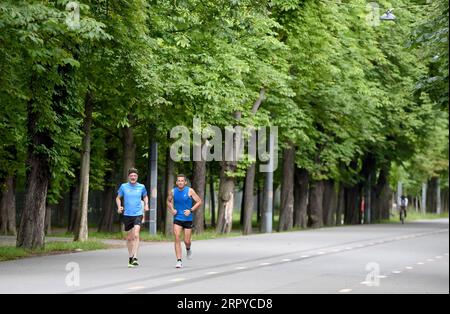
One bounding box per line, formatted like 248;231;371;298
0;0;448;249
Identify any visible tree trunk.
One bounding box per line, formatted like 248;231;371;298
0;175;17;235
17;102;53;249
165;146;175;236
45;205;52;235
442;187;449;213
74;94;93;242
243;163;256;235
217;161;236;234
426;177;439;213
217;112;240;234
209;169;216;228
257;179;262;224
336;184;345;225
421;183;427;214
436;178;441;214
278;146;295;231
240;179;245;227
322;180;337;226
372;167;392;221
55;196;66;227
192;160;206;233
122;122;136;181
344;185;361;225
308;180;324;228
98;186;115;233
294;168;309;229
98;139;118;233
68;181;80;233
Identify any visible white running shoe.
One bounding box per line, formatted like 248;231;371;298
175;260;183;269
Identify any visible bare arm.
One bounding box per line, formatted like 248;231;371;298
143;195;149;212
116;196;123;214
189;188;202;213
167;189;177;216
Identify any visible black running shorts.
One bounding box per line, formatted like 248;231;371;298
174;220;193;229
122;215;143;232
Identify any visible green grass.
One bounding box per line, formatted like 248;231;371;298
0;240;108;262
50;228;243;242
381;211;449;224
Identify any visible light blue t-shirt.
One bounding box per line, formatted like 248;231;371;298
117;183;148;216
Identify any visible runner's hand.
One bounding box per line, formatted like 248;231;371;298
184;209;191;216
171;209;177;216
117;206;124;214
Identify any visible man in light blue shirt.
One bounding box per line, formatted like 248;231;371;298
116;168;149;268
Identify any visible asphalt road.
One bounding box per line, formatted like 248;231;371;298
0;219;448;294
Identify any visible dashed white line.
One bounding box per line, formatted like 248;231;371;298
392;270;402;274
235;266;247;270
427;259;435;262
206;271;220;275
301;255;310;258
282;259;292;262
405;266;414;270
339;289;352;293
417;262;425;265
259;262;272;266
170;278;186;282
127;286;145;290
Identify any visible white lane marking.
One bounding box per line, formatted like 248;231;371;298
332;249;340;253
392;270;402;274
378;275;388;279
206;271;220;275
127;286;145;290
235;266;247;270
345;247;353;250
282;259;292;262
170;278;186;282
339;289;352;293
317;252;326;255
405;266;414;270
259;262;272;266
417;262;425;265
360;281;371;285
435;256;443;259
427;259;435;262
301;255;310;258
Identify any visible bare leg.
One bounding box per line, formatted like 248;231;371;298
127;230;135;258
132;225;141;258
184;228;192;250
173;223;183;260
